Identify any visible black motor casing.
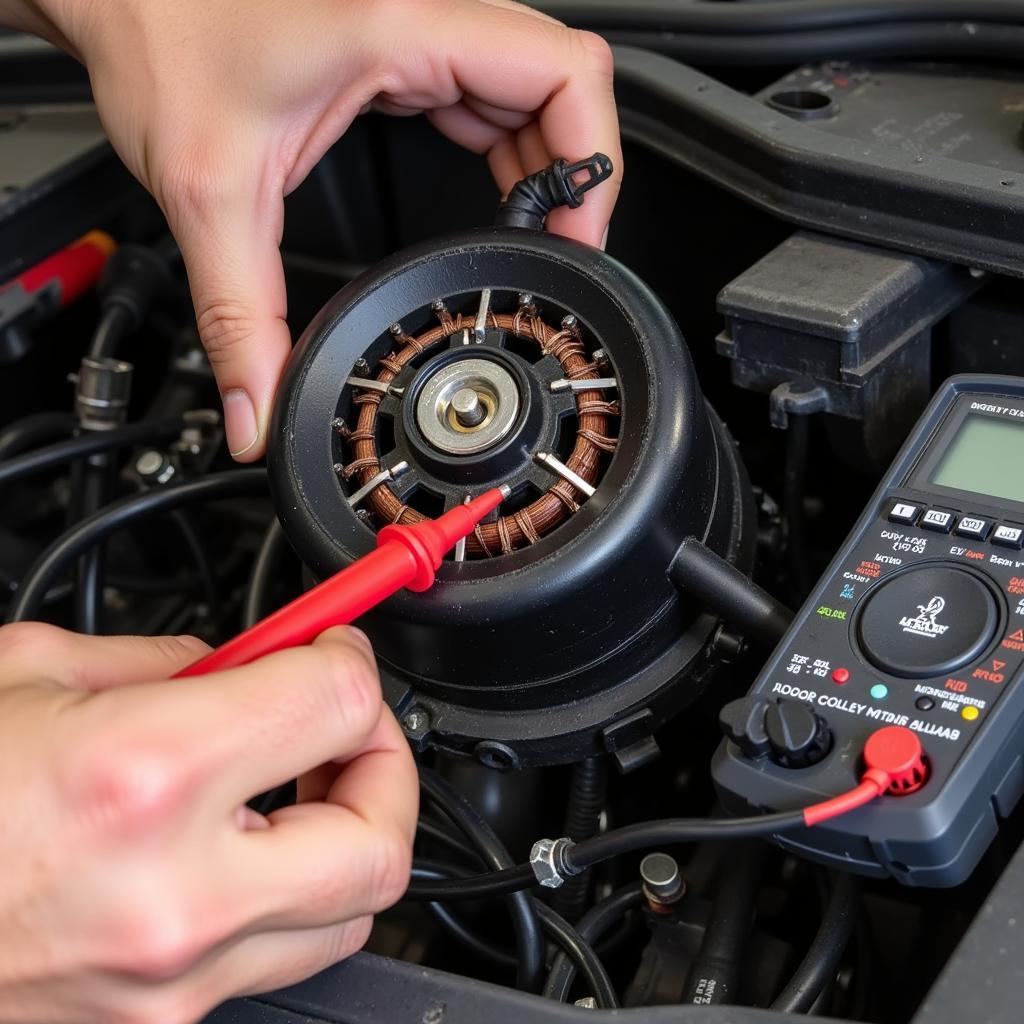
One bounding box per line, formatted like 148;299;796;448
269;227;752;767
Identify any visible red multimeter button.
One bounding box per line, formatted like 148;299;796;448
832;667;851;684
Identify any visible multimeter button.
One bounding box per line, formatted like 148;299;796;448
888;502;921;525
920;509;956;533
856;565;999;679
764;699;831;769
992;524;1024;549
954;516;993;541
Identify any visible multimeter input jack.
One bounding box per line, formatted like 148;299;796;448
863;726;929;795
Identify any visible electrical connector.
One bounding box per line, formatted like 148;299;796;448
802;726;927;826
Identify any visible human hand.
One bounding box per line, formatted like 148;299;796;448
38;0;621;459
0;623;416;1024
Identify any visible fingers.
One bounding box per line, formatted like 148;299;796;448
157;145;292;461
72;627;386;806
426;4;622;247
512;120;552;182
525;32;621;247
427;101;510;157
235;711;417;929
479;0;563;26
94;918;373;1024
0;623;209;691
158;917;373;1022
217;917;374;1001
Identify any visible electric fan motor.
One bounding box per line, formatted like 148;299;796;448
268;158;753;768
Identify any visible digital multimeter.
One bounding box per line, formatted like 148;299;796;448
713;375;1024;887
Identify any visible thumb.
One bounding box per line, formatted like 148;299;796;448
164;165;292;461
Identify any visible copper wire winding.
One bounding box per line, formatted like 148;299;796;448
343;305;618;556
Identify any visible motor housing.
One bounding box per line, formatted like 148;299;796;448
268;227;753;767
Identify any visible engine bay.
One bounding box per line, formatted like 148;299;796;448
5;7;1024;1022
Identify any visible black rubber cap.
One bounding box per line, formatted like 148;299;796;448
764;699;831;769
857;564;999;679
719;696;772;759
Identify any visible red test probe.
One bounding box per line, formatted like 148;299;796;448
174;485;510;678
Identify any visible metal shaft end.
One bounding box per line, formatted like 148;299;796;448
451;387;486;427
640;852;685;907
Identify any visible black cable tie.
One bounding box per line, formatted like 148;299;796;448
495;153;614;231
560;153;614;207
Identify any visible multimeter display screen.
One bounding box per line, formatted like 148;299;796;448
931;414;1024;503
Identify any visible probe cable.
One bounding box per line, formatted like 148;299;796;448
406;730;917;901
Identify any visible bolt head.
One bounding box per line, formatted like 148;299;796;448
403;709;429;733
530;837;573;889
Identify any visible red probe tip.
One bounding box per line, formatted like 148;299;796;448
378;485;510;591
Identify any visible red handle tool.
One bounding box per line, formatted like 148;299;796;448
11;230;117;308
175;486;509;678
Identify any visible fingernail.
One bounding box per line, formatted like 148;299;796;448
174;634;211;655
224;388;259;457
318;625;375;656
600;225;610;251
235;805;270;831
346;627;374;656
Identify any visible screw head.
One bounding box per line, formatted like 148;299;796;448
403;709;430;733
